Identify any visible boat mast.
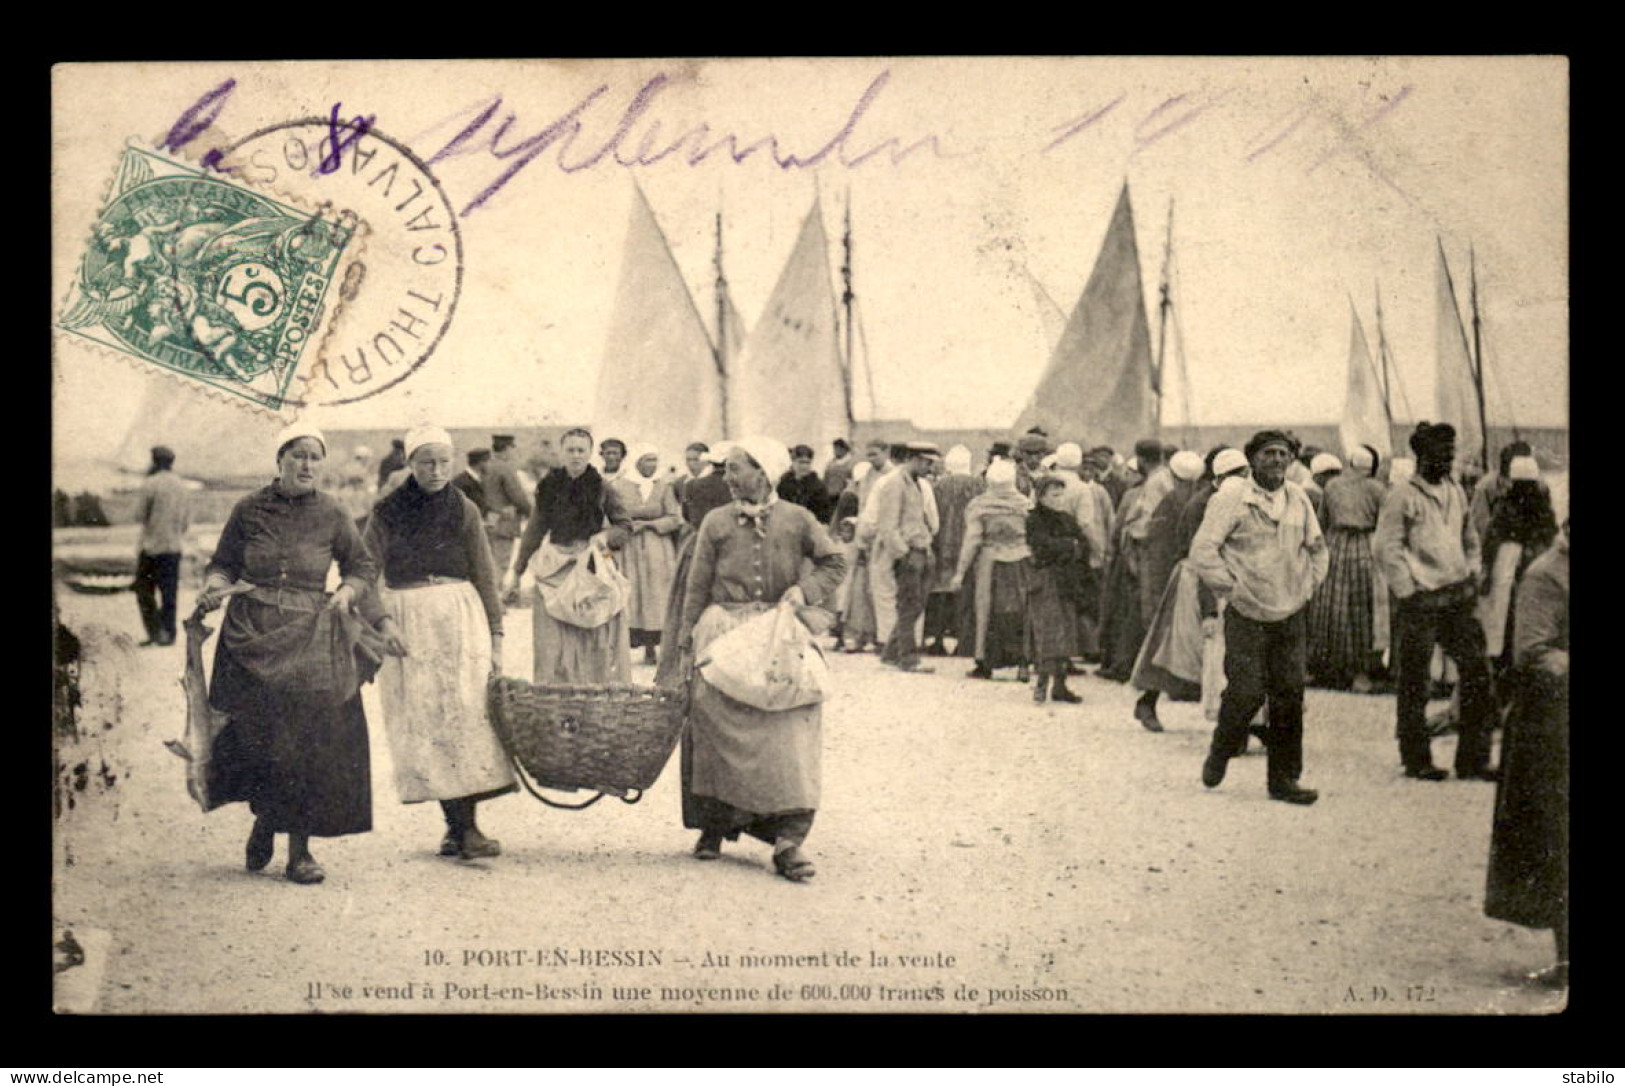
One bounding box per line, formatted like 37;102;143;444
1373;282;1395;428
714;210;730;437
1469;246;1489;472
1153;198;1174;437
840;191;857;432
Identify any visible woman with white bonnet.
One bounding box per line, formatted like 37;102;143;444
610;444;683;667
509;428;634;684
1127;449;1208;729
363;424;514;861
1305;443;1389;692
195;422;384;885
1479;454;1559;679
674;437;847;880
950;458;1034;681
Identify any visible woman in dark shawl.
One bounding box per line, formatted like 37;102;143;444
196;424;385;885
508;428;633;684
1025;476;1089;703
1484;517;1568;989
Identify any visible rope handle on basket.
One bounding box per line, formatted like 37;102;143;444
487;677;645;810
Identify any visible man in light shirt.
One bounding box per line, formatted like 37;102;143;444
873;443;942;673
134;445;191;647
1373;422;1497;782
1189;430;1329;805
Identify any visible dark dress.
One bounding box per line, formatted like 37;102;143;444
1026;505;1089;666
1485;540;1568;931
205;484;381;837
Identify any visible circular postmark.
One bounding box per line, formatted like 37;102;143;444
214;119;464;408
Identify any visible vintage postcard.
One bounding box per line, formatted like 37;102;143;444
51;57;1568;1016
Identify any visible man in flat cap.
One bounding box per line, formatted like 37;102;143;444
483;434;533;598
873;442;942;672
1374;422;1497;782
134;444;191;647
1189;430;1328;804
1014;432;1051;497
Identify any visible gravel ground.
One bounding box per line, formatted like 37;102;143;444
52;583;1566;1016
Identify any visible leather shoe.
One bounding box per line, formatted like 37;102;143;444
1134;701;1164;733
1202;752;1227;788
693;833;723;860
438;831;461;857
285;857;326;885
245;821;274;872
1405;766;1449;781
896;659;935;674
967;665;993;680
1458;767;1500;782
459;829;502;860
1269;784;1319;805
1051;685;1082;704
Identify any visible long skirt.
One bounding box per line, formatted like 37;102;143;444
531;543;632;685
1026;567;1078;666
1131;561;1204;700
654;534;698;689
972;557;1030;669
1306;527;1382;682
378;582;515;804
1485;669;1568;930
1098;545;1144;681
207;596;371;837
681;603;819;844
620;528;678;639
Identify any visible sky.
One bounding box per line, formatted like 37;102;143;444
53;57;1567;463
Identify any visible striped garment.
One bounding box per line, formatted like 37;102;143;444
1306;527;1381;682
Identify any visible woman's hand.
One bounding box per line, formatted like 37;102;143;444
196;583;232;613
378;618;410;657
324;584;357;613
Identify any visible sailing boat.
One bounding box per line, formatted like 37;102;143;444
1434;238;1493;474
1338;297;1392;460
729;195;848;454
1014;182;1157;454
592;184;725;459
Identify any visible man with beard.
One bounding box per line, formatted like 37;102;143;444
1374;422;1497;782
1190;431;1328;805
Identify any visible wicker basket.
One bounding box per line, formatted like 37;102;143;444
486;677;686;804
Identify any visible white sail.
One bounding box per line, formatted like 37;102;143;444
1015;183;1157;453
593;185;725;458
1339;300;1391;460
109;376;284;484
1434;240;1483;470
729;197;846;452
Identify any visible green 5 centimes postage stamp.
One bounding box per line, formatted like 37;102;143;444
57;145;361;412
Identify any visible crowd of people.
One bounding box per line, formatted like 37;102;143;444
123;415;1567;986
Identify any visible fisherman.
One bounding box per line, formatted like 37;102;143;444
873;442;942;673
483;434;533;595
1373;422;1497;782
134;444;191;647
1190;430;1327;805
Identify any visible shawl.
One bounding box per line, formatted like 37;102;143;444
537;465;608;546
371;476;469;585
